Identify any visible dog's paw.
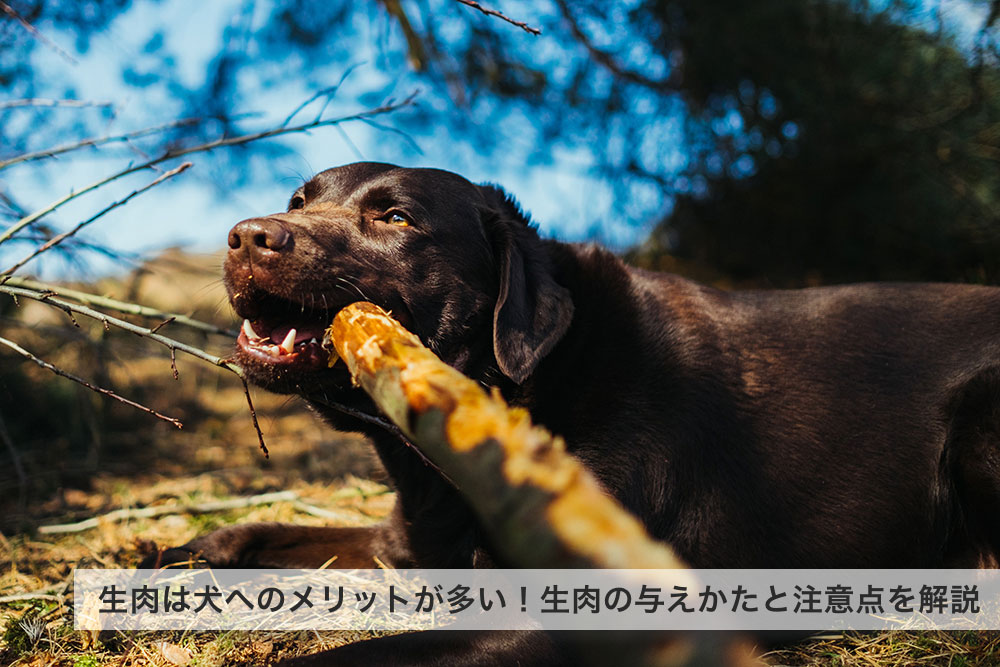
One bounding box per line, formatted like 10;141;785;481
137;545;203;569
136;523;277;569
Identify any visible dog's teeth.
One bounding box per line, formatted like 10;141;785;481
279;328;297;354
242;319;263;341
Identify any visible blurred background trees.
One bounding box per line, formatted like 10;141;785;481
5;0;1000;286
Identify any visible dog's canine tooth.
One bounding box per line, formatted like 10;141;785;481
280;328;297;354
243;319;263;340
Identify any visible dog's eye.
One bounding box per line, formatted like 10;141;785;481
382;212;410;227
289;194;305;210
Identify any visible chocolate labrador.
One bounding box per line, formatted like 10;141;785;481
144;162;1000;664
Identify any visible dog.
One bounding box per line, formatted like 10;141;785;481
144;162;1000;664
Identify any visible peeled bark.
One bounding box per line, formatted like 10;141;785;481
328;301;687;569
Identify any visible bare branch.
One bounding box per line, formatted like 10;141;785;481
0;1;78;64
0;590;64;604
0;94;418;247
0;283;276;455
554;0;677;91
0;335;183;428
239;376;269;458
0;284;240;372
37;490;298;534
0;99;113;111
1;163;192;276
0;118;202;171
454;0;541;35
0;277;232;336
282;63;365;127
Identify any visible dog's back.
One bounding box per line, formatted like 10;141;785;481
567;254;1000;567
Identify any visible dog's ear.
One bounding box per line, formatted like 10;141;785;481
479;185;574;384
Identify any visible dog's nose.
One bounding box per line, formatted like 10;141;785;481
228;218;292;261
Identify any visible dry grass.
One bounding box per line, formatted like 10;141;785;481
763;631;1000;666
1;251;996;665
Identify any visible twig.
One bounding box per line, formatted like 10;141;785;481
0;1;78;64
554;0;677;90
239;376;269;458
0;591;63;604
454;0;541;35
282;63;364;127
0;285;240;372
292;500;358;521
0;118;202;170
0;335;183;429
1;163;192;276
0;93;418;246
0;98;112;111
1;277;238;337
37;491;298;534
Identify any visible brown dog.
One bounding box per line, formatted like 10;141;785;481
145;162;1000;664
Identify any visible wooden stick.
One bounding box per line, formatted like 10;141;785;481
38;490;298;534
329;302;685;569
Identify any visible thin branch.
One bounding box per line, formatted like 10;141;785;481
0;335;183;428
239;376;269;458
554;0;677;91
2;235;141;266
0;285;241;372
1;162;192;276
0;118;202;171
282;62;365;127
37;491;298;534
149;317;176;334
0;591;64;604
0;1;78;64
0;283;281;456
0;93;418;247
0;277;233;336
359;117;424;153
454;0;541;35
0;98;112;111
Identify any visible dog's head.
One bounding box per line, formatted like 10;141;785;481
224;162;574;397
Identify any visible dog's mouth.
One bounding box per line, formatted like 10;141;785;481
237;318;330;368
232;291;343;371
